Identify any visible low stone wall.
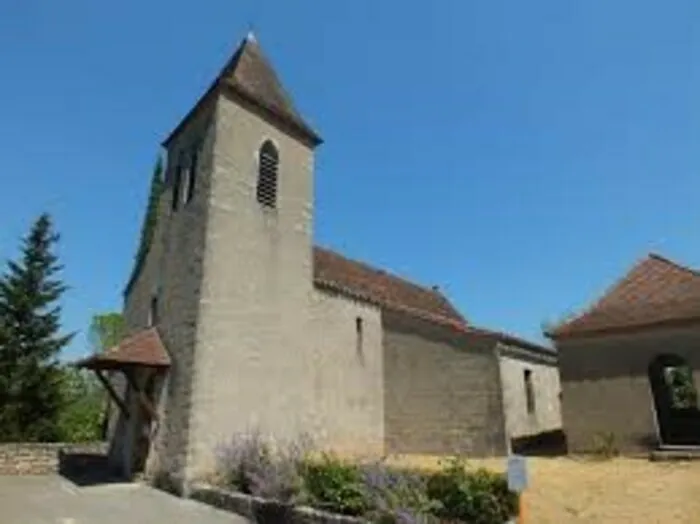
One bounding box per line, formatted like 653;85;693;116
190;484;364;524
0;442;107;475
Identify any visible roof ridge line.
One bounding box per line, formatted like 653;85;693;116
163;33;321;148
314;245;447;297
648;252;700;277
313;278;469;332
547;252;700;339
467;325;555;354
546;253;654;336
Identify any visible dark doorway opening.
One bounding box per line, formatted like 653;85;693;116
648;354;700;447
128;370;160;475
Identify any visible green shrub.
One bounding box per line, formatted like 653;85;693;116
214;433;519;523
57;368;104;443
300;454;370;516
591;432;619;459
425;456;518;524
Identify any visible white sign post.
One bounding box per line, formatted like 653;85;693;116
507;454;528;523
507;454;528;492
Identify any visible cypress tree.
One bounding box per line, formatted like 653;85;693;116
0;213;73;441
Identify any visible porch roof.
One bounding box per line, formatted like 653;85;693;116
74;328;170;371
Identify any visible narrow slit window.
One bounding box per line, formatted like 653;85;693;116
148;295;159;327
171;164;183;211
185;146;199;204
355;317;364;362
256;140;279;208
524;369;535;414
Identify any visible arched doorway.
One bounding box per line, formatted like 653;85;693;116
648;354;700;446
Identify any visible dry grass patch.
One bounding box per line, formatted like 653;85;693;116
385;455;700;523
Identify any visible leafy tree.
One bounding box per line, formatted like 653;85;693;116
89;312;125;354
88;311;125;438
56;367;103;442
0;213;73;442
666;366;698;409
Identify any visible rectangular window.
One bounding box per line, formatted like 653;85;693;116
524;369;535;414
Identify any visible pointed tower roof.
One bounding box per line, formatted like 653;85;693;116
163;33;321;147
546;253;700;339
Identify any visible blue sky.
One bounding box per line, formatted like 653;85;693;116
0;1;698;358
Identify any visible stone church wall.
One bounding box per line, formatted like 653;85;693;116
557;324;700;453
119;53;516;483
307;289;385;457
382;312;508;456
122;98;217;484
185;92;317;479
498;347;561;442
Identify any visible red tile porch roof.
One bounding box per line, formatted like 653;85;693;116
74;328;170;370
546;253;700;339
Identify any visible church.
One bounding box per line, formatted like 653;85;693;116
76;33;560;489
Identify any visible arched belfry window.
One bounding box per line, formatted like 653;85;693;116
256;140;279;208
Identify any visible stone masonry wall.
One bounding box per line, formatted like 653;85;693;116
187;91;317;478
556;324;700;453
307;288;384;457
383;312;508;456
122;97;218;483
190;484;364;524
0;442;106;475
151;99;217;483
498;350;561;440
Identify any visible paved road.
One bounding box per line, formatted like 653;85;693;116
0;475;249;524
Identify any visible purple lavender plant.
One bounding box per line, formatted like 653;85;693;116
214;430;314;504
361;461;438;524
214;430;269;493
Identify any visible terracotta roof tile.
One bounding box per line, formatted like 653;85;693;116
313;246;467;326
74;328;170;370
378;297;552;355
163;34;321;147
221;35;321;145
547;253;700;338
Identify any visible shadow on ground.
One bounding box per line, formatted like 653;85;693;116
58;451;127;487
511;429;568;457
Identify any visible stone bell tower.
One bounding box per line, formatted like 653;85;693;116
172;33;323;478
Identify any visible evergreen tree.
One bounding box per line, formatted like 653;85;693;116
0;213;73;442
134;157;164;271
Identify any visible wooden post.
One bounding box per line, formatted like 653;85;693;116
518;492;526;524
124;369;159;422
94;369;130;420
